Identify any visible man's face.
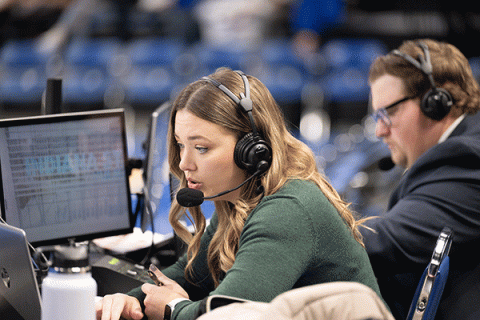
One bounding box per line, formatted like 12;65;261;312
370;74;438;169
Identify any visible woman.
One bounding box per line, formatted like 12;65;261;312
96;68;382;320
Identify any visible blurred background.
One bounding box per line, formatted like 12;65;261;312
1;0;480;219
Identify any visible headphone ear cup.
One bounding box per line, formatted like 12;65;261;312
234;133;272;174
421;88;453;120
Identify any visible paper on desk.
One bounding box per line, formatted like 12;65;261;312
93;227;173;254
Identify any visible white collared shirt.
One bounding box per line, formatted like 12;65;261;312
438;114;466;144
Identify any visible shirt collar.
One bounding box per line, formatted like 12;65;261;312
438;114;466;143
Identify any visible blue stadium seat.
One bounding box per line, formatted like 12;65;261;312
0;39;51;104
320;38;387;103
191;42;248;74
191;39;306;106
322;38;387;70
121;38;184;105
469;57;480;83
62;37;122;105
256;39;306;105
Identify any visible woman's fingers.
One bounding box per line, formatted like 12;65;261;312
95;294;143;320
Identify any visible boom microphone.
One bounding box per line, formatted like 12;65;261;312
176;169;262;207
378;156;395;171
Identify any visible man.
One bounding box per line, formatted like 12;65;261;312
362;38;480;320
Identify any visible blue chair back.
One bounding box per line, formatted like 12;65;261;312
406;227;453;320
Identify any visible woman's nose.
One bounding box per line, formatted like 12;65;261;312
178;150;196;172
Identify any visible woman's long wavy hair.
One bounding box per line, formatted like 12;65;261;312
167;68;367;286
369;38;480;115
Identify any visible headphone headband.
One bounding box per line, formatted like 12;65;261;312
392;43;436;89
202;70;257;134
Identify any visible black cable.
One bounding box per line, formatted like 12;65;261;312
133;192;144;227
139;189;156;266
0;217;49;273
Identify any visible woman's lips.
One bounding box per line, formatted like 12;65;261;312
187;180;202;190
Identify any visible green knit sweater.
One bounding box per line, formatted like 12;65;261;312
128;179;382;319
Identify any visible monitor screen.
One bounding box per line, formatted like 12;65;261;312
142;102;174;235
0;109;134;247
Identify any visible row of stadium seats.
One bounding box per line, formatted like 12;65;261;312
0;36;388;108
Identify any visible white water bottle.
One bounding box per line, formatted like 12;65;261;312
41;244;97;320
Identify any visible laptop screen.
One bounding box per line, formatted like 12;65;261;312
0;223;42;320
0;109;133;247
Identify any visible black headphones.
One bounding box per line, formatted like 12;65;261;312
202;70;272;175
391;42;453;120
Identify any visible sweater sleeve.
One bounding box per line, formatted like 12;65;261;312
127;213;219;317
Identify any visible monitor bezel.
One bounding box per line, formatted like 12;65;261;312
141;101;174;233
0;108;134;247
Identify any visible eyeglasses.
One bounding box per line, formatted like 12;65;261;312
371;96;415;127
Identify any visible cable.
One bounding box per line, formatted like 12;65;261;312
139;188;156;266
0;216;49;273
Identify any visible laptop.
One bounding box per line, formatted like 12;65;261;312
0;223;42;320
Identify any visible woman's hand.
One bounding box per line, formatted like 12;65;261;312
142;264;190;320
95;293;143;320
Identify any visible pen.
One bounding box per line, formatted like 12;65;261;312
147;270;164;286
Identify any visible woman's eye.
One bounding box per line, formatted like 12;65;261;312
177;142;184;149
196;146;208;154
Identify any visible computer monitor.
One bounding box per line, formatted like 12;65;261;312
0;109;134;247
142;102;174;235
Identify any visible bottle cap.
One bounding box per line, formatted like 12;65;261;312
51;245;90;273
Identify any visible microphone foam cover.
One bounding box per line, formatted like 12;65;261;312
176;188;205;207
378;156;395;171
